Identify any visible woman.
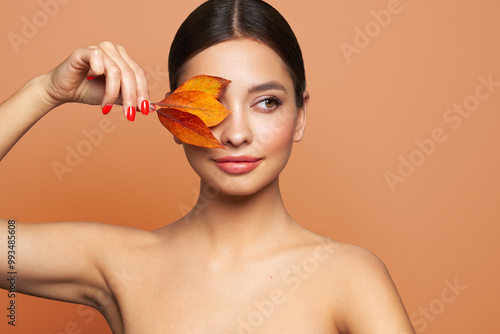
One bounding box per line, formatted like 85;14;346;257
0;0;415;332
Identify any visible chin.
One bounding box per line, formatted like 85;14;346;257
202;174;275;197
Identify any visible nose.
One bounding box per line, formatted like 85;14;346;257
216;106;253;147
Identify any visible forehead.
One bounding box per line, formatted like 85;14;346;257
179;38;293;92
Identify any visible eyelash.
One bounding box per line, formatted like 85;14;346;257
254;96;283;112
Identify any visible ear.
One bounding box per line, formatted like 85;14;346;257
293;91;309;142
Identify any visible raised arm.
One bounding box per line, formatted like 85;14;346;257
0;219;117;306
0;41;151;161
0;42;152;308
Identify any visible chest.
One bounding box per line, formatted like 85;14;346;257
110;252;339;333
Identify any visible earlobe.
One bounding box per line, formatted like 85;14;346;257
173;135;183;145
293;91;309;142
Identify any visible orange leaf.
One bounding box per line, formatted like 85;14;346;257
155;75;232;149
157;108;226;150
158;91;230;127
174;74;230;99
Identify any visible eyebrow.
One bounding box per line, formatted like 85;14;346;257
248;81;287;94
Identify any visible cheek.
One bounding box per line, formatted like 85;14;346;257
254;114;296;152
183;145;209;174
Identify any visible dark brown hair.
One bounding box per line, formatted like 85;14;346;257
168;0;306;107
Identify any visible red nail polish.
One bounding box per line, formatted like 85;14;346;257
141;100;150;115
87;76;96;80
127;106;136;121
102;104;112;115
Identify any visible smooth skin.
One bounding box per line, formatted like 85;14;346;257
0;39;415;333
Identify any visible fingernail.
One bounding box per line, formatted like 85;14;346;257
127;106;136;121
102;104;112;115
87;76;96;80
141;100;150;115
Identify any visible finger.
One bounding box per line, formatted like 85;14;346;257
85;48;105;78
116;45;151;115
98;41;137;121
97;53;122;112
46;47;107;105
62;47;104;81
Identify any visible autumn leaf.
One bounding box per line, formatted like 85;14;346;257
175;75;230;99
156;108;225;149
154;75;231;149
158;91;229;127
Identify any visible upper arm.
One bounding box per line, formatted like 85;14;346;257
336;246;415;334
0;219;124;307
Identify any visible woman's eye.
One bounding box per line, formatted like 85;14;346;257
255;98;282;111
264;99;276;108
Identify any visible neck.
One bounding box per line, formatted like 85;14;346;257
182;177;294;257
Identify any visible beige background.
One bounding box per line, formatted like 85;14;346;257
1;0;499;333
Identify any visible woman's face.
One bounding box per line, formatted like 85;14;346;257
177;38;308;196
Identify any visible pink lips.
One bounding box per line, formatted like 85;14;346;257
213;156;262;174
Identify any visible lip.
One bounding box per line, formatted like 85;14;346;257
213;155;262;174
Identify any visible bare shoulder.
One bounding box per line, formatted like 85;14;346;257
296;232;415;333
320;239;397;302
324;238;389;277
284;231;393;288
293;231;386;271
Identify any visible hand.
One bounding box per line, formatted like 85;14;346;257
43;41;151;121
